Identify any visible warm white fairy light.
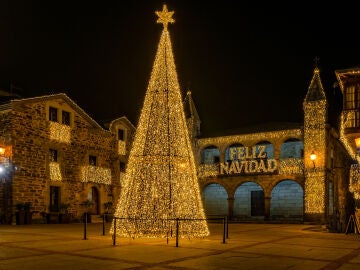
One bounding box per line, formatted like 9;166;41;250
49;121;71;143
118;140;126;155
350;164;360;199
198;163;219;177
198;129;302;148
303;67;327;214
81;165;111;185
278;158;304;175
111;4;209;238
339;113;360;199
49;162;62;181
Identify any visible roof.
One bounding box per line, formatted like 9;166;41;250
0;93;104;129
335;67;360;93
201;122;303;138
304;67;326;102
183;90;200;122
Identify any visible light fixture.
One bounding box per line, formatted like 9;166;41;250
355;138;360;152
310;151;317;168
0;147;5;156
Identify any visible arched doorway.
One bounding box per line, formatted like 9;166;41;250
270;180;303;220
88;187;100;214
202;183;228;217
234;182;264;220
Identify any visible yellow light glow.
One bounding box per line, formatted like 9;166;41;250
303;68;327;214
49;162;62;181
0;147;5;156
111;4;209;239
118;140;126;155
81;165;111;185
49;122;71;143
355;138;360;150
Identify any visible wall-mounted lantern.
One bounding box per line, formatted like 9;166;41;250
310;151;317;168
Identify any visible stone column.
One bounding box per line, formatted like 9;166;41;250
264;196;271;221
227;197;234;220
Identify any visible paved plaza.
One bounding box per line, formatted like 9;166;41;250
0;222;360;269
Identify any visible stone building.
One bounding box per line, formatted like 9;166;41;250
1;67;359;231
187;67;360;232
0;93;135;224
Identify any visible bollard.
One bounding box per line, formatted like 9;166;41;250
112;218;117;246
175;218;179;247
83;213;87;240
102;214;105;236
226;215;229;239
222;216;226;244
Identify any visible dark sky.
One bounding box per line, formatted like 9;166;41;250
0;0;359;137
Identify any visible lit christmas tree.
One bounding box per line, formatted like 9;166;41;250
111;4;209;238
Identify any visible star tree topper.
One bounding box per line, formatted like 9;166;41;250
156;4;174;29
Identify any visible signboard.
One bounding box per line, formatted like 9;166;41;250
219;145;278;175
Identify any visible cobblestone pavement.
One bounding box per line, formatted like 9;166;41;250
0;222;360;269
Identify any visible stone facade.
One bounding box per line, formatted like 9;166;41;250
189;67;357;231
0;93;135;224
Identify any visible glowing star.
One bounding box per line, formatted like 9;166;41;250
156;4;174;29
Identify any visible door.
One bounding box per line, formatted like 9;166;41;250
251;190;264;216
89;187;100;214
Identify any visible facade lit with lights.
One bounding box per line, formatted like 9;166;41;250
0;93;135;224
1;4;359;235
188;67;360;231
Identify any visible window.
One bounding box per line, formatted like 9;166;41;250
344;85;360;110
118;129;125;141
49;107;58;122
50;186;60;212
49;149;58;162
120;162;126;172
62;110;71;126
89;155;97;166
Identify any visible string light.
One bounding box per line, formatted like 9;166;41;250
49;122;71;143
111;4;209;238
198;129;302;148
118;141;126;155
49;162;62;181
81;165;111;185
303;68;327;214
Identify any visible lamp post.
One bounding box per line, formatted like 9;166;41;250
310;151;317;168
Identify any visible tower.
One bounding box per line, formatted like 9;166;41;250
303;66;328;221
111;4;209;238
184;90;201;150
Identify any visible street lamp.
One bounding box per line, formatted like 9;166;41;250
310;151;317;168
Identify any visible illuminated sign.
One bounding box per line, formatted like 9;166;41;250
219;145;278;175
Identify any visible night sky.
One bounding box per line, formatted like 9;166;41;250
0;0;359;137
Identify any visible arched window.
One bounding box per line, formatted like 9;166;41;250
200;145;220;164
280;139;304;159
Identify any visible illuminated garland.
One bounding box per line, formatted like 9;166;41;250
278;158;304;175
111;4;209;238
303;68;327;214
197;158;304;178
339;113;360;199
118;140;126;155
350;164;360;199
198;129;302;149
49;121;71;143
49;162;62;181
81;165;111;185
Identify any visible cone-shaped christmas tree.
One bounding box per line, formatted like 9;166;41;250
111;4;209;238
